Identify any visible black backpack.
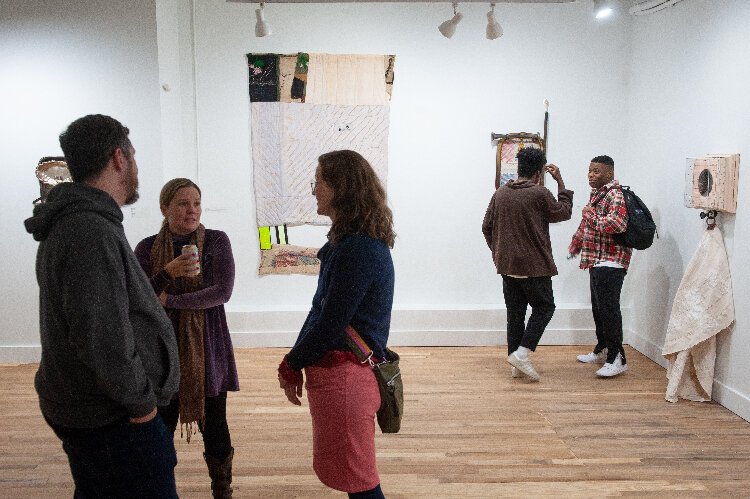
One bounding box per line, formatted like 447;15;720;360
593;185;657;250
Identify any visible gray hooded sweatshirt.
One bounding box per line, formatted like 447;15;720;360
24;182;179;428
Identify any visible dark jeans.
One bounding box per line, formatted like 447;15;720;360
502;275;556;355
589;266;627;364
46;414;178;499
159;392;232;460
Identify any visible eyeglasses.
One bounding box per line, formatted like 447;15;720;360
310;180;317;194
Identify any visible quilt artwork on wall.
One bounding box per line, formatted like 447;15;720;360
248;52;395;275
258;245;321;276
494;134;544;189
491;100;549;189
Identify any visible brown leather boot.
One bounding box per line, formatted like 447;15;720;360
204;447;234;498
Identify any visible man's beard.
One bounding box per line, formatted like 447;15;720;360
124;187;139;205
123;164;139;206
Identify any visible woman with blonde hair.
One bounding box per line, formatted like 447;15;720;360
135;178;239;498
278;150;395;498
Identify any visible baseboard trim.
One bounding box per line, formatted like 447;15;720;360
225;305;607;348
0;330;599;361
0;306;602;362
712;378;750;423
624;328;669;369
625;329;750;422
0;346;42;364
229;328;598;348
4;326;749;422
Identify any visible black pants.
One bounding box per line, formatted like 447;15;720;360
502;275;556;355
589;266;627;364
159;392;232;460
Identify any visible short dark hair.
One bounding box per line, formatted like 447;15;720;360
59;114;132;182
591;155;614;168
516;147;547;178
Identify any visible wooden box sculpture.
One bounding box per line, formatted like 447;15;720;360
684;154;740;213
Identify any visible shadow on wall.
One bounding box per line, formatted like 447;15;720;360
627;207;685;352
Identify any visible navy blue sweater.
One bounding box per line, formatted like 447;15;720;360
287;234;395;371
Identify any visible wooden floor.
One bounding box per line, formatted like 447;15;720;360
2;346;750;497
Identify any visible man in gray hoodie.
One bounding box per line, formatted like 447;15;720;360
24;114;180;498
482;147;573;381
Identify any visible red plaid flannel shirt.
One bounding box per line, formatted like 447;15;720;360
568;180;632;270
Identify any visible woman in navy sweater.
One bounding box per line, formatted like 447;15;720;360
278;150;395;499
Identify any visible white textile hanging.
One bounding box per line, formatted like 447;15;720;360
662;227;735;403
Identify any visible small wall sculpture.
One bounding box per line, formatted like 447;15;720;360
684;153;740;213
34;156;72;204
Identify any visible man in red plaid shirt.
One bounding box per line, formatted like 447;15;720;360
568;155;631;377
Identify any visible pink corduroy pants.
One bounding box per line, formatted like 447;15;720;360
305;353;381;493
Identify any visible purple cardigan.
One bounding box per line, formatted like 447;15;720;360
134;229;239;397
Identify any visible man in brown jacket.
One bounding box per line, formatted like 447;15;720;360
482;148;573;381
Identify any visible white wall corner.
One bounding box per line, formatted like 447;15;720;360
711;379;750;423
624;327;669;369
625;328;750;423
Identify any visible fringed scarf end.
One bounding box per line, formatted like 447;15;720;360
181;421;199;443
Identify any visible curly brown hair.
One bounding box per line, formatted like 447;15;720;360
318;150;395;248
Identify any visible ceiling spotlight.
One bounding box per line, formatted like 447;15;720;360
486;3;503;40
438;2;463;39
593;0;615;19
255;2;272;37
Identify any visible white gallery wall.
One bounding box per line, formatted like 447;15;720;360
622;0;750;420
1;0;748;421
170;0;633;346
0;0;165;361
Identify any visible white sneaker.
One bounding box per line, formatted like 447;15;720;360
511;367;523;378
507;352;540;381
596;353;628;377
576;349;607;364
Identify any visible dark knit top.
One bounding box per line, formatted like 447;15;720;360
134;229;239;396
287;234;395;371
